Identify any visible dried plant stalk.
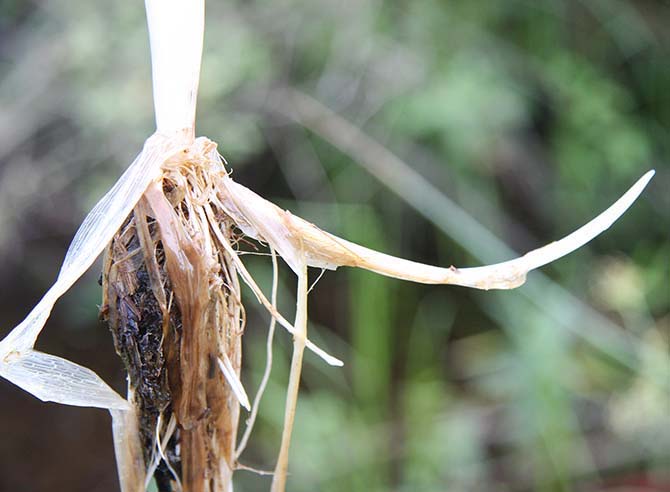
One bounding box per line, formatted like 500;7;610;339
0;134;653;492
101;139;246;492
0;1;656;492
271;265;308;492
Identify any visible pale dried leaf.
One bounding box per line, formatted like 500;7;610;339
218;169;654;290
0;134;189;411
0;350;128;409
0;134;179;355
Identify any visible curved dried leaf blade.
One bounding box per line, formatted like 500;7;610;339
220;169;654;290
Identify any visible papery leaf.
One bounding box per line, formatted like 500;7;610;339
0;134;187;411
0;134;178;354
218;167;654;290
0;350;128;409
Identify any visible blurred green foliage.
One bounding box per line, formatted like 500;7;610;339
0;1;668;491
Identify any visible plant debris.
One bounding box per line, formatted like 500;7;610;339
100;139;253;492
0;0;655;490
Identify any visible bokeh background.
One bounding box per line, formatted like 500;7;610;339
0;1;668;491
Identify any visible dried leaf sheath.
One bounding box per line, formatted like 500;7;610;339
101;140;245;492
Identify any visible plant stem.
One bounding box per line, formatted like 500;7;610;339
145;0;204;138
271;265;309;492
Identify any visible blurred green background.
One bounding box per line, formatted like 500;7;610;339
0;1;668;491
